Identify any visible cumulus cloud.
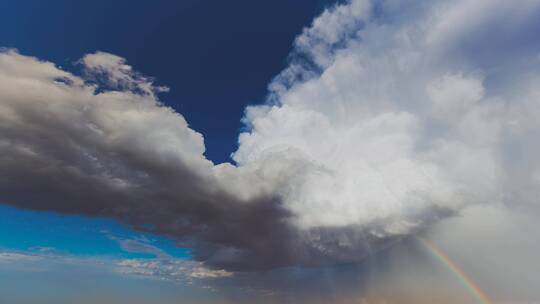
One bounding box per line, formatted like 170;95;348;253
1;0;540;271
238;0;540;232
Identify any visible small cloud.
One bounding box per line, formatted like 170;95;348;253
190;267;234;279
104;232;170;258
28;246;57;253
117;239;170;259
116;258;234;283
0;251;42;262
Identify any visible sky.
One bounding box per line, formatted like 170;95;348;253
1;0;540;303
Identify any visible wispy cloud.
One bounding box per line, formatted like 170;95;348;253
105;233;171;259
0;251;42;262
0;248;232;285
116;259;233;283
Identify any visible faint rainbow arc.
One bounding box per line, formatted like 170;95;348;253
418;237;492;304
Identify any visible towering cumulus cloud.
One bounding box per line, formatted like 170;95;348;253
1;0;540;271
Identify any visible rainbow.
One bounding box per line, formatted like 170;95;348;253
418;237;492;304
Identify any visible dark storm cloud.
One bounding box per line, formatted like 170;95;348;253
0;49;399;272
0;49;289;270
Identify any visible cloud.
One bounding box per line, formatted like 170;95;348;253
0;252;42;263
0;248;232;283
116;259;233;282
237;0;540;234
81;51;169;96
190;267;234;279
1;0;540;272
113;238;170;259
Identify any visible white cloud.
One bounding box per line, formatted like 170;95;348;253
190;267;234;279
116;259;233;282
235;0;540;234
81;51;169;95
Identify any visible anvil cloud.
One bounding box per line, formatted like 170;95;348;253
1;0;540;271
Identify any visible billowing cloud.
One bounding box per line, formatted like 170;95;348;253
1;0;540;272
0;48;306;271
237;0;540;243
